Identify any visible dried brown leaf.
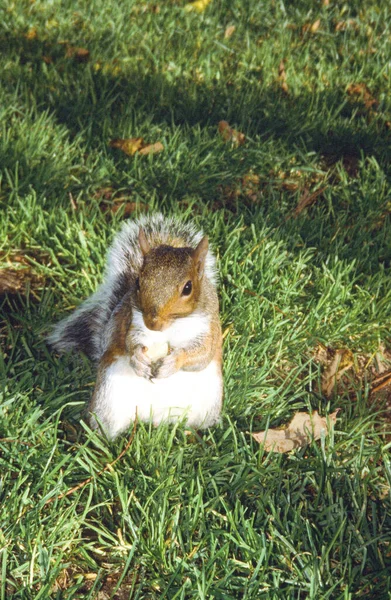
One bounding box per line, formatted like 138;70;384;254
224;25;236;39
278;59;289;94
347;83;378;111
218;120;245;146
0;268;44;296
278;60;286;79
335;19;359;32
373;345;391;376
293;186;326;218
65;46;90;63
241;173;261;201
371;373;391;394
109;137;144;156
310;19;321;33
185;0;212;12
252;410;340;453
25;27;38;40
138;141;164;155
322;348;353;396
110;202;148;217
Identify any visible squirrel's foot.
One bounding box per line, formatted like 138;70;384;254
130;346;152;379
153;352;180;379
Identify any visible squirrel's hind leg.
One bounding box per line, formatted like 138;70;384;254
88;355;141;439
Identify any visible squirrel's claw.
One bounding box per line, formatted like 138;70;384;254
153;353;179;379
130;346;152;379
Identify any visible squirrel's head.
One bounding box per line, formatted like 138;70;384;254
136;228;209;331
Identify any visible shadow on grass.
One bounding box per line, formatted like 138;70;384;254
2;31;391;279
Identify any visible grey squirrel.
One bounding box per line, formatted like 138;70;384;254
49;213;223;439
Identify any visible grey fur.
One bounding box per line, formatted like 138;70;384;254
48;213;217;361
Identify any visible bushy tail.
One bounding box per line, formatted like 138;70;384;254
48;269;132;361
47;299;105;360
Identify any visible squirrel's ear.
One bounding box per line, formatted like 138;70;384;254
193;236;209;278
138;228;151;256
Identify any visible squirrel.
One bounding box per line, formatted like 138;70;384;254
48;213;223;439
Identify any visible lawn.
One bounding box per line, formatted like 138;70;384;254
1;0;391;598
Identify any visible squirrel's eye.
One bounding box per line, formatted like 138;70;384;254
182;280;192;296
136;277;140;291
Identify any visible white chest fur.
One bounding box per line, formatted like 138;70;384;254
91;309;222;439
93;356;222;439
131;309;210;349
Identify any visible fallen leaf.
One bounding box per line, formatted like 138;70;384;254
138;141;164;155
302;20;321;34
0;268;44;296
94;187;149;217
252;410;340;452
65;46;90;63
218;120;245;146
224;25;236;39
240;173;261;202
25;27;38;40
278;59;289;94
371;373;391;394
0;269;26;295
321;348;354;396
109;201;148;217
93;186;116;201
347;83;378;111
310;19;321;33
373;345;391;376
335;19;359;32
185;0;212;12
292;186;326;218
109;137;144;156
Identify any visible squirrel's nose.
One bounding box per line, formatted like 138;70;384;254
144;314;165;331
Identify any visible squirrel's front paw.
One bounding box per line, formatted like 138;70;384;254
152;352;180;379
130;346;152;379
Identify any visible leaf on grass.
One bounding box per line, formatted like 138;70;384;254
371;373;391;395
347;83;378;111
314;343;391;395
252;410;340;453
292;186;326;218
109;201;148;217
0;268;44;296
218;120;245;146
25;27;38;40
109;137;144;155
278;59;289;94
373;345;391;376
335;20;359;32
302;19;321;34
321;348;354;396
109;138;164;156
94;187;149;217
311;19;321;33
224;25;236;39
138;141;164;155
65;46;90;63
185;0;212;13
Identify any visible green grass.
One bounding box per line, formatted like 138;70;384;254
1;0;391;597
